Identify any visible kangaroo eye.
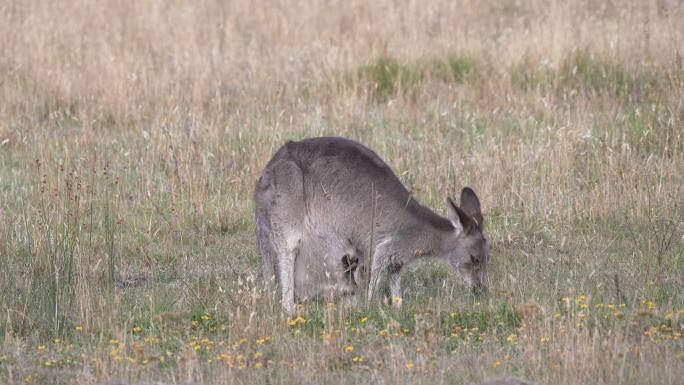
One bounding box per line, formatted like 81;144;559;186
470;255;479;264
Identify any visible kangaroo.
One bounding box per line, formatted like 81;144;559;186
254;137;489;315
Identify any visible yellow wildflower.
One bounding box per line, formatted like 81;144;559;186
506;334;517;344
287;315;306;326
344;345;354;352
406;361;414;369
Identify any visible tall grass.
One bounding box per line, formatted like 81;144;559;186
0;0;683;384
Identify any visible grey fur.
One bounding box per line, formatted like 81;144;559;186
254;137;489;315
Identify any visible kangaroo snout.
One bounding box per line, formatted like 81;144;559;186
472;281;486;296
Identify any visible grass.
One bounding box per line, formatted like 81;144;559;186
1;0;684;384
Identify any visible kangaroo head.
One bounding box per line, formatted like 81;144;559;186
444;187;489;294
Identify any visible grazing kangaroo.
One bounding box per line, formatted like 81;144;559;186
255;137;489;315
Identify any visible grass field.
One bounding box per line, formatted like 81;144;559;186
1;0;683;384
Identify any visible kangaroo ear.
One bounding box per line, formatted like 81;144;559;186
447;197;477;234
460;187;483;228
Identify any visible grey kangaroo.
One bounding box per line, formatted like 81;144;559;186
255;137;489;315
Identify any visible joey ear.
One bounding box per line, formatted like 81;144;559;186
447;197;476;234
460;187;483;228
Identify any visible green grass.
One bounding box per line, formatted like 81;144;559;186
356;54;479;101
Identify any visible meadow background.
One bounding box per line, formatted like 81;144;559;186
1;0;683;384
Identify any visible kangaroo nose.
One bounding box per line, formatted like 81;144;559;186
472;282;486;296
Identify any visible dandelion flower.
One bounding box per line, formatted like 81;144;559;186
344;345;354;352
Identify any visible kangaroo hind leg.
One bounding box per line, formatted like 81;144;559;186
256;159;306;316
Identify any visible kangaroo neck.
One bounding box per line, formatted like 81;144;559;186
392;210;455;261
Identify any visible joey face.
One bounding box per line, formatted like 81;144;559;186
445;187;489;294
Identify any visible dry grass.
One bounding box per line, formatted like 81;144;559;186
1;0;683;384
